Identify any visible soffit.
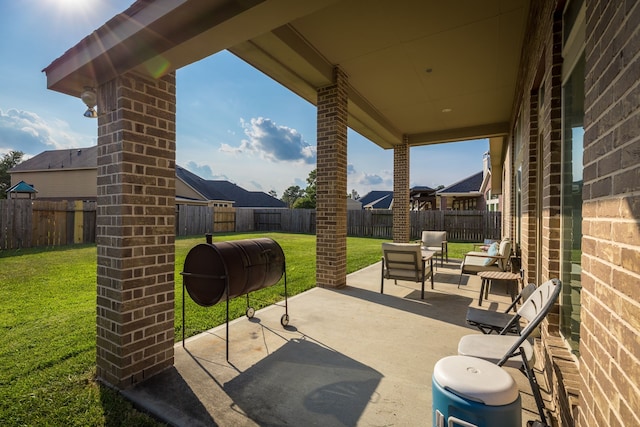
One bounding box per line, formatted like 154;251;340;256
43;0;529;152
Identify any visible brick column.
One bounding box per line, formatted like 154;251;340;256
95;72;176;389
316;67;348;288
393;138;410;242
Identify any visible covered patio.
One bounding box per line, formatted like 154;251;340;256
124;263;543;426
42;0;640;426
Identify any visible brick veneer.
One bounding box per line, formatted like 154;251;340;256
509;2;577;425
580;1;640;426
316;67;348;288
521;90;540;286
95;72;176;388
393;139;410;242
509;1;640;426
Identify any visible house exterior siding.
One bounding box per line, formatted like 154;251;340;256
579;1;640;426
10;169;96;200
511;2;579;424
510;1;640;426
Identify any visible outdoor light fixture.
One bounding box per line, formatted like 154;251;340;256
81;87;97;118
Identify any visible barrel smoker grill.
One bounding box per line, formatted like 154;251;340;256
180;236;289;359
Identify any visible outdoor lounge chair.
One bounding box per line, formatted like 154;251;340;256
458;238;511;287
473;238;498;252
465;282;537;334
381;242;434;299
419;231;448;267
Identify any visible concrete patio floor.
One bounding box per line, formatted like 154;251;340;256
123;261;546;426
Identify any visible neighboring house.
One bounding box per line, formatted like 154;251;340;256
358;190;393;209
9;146;97;201
437;172;484;210
346;198;362;210
176;165;285;208
409;186;437;210
437;153;500;211
9;146;285;208
361;156;498;212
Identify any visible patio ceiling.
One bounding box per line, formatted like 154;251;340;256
44;0;531;191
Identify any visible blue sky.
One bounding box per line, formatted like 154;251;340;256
0;0;489;198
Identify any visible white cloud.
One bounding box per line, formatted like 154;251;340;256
184;161;228;181
358;173;384;186
219;143;243;155
0;108;94;155
231;117;316;164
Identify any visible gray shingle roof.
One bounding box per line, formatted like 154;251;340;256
10;146;98;171
359;190;393;209
437;171;483;194
176;165;286;208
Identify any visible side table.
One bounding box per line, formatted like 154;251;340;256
476;271;521;307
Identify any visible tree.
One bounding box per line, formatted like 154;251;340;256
293;169;316;209
281;185;304;208
268;189;277;198
0;150;24;199
348;189;360;200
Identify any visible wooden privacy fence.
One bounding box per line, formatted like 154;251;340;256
0;199;96;249
237;208;501;242
175;205;236;236
237;208;316;234
1;201;501;250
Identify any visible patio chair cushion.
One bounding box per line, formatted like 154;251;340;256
420;231;447;253
483;242;500;266
381;243;424;278
497;239;511;270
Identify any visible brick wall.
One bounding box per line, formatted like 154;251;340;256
521;89;538;286
392;139;410;242
316;67;348;288
580;1;640;426
510;1;580;425
95;72;176;388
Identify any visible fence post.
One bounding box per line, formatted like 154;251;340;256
73;200;84;244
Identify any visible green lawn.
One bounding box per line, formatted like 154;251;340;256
0;232;386;426
0;232;472;426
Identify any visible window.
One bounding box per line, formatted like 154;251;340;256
560;0;585;357
514;112;524;247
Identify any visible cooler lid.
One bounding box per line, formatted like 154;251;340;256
433;355;519;406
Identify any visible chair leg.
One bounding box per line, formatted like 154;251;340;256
430;258;434;289
520;347;548;426
380;259;384;294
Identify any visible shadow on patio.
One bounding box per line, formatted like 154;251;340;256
123;262;542;426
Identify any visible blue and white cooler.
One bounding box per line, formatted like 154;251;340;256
432;355;521;427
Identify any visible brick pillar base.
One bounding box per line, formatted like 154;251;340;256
95;72;176;389
393;139;410;242
316;67;348;288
